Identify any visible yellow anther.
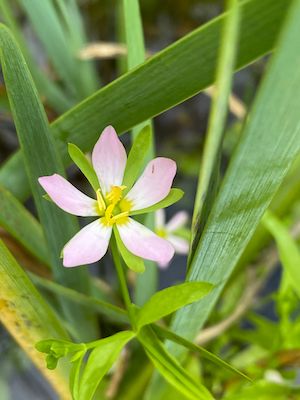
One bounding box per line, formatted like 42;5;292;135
106;185;127;204
112;211;129;225
96;189;106;214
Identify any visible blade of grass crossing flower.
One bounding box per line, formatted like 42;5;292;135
0;0;292;200
146;1;300;398
262;211;300;299
0;185;48;264
0;241;71;399
191;0;240;260
0;24;98;341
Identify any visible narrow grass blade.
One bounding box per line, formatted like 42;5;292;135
0;0;72;112
171;0;300;357
0;240;71;399
0;24;97;341
153;325;251;381
191;0;240;256
30;273;129;324
262;211;300;299
0;185;48;264
146;0;300;397
0;0;291;201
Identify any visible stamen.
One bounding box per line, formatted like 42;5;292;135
106;185;127;204
96;189;106;214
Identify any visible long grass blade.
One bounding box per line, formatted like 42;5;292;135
0;24;98;341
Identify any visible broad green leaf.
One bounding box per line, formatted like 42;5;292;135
153;325;251;381
148;1;300;397
0;0;291;201
0;240;70;398
77;331;135;400
123;125;152;191
191;0;240;254
169;0;300;359
136;282;213;329
0;24;97;341
113;227;145;273
262;211;300;298
0;185;48;264
130;189;184;216
138;327;213;400
68;143;99;192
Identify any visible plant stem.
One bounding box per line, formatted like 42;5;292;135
110;235;136;328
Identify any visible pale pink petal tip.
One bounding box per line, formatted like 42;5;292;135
63;219;112;267
166;211;189;232
38;174;98;217
126;157;177;211
117;218;175;265
92;125;127;194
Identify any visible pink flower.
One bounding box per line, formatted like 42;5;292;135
155;209;190;268
39;126;176;268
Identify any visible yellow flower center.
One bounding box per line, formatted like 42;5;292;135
96;185;131;226
156;228;167;238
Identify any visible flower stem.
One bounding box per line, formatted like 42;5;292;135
110;236;136;328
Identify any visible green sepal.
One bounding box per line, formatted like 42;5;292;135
130;188;184;216
123;125;152;192
113;226;145;273
68;143;99;192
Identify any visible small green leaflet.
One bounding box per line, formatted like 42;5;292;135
130;188;184;216
123;125;152;192
262;210;300;299
68;143;99;192
113;226;145;273
76;331;135;400
136;282;213;329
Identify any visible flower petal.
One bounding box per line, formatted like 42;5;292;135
63;219;112;267
168;235;189;255
155;209;166;229
117;218;174;265
166;211;189;232
92;126;127;194
38;174;98;216
126;158;176;211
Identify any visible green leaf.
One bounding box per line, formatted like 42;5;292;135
0;184;48;264
68;143;100;192
113;227;145;273
0;240;70;398
153;325;251;381
70;352;85;400
262;211;300;298
130;189;184;216
191;0;240;254
0;0;291;201
123;125;152;191
169;0;300;359
77;331;135;400
136;282;213;329
0;23;97;341
138;327;213;400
